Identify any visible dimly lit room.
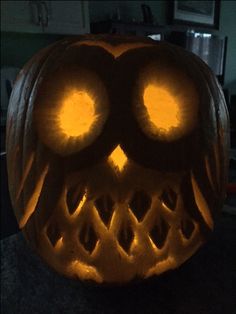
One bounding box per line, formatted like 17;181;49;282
1;1;236;313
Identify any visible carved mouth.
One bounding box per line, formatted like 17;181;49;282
47;173;212;251
64;188;178;254
42;171;213;283
15;142;220;283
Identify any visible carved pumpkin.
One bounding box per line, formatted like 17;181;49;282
6;35;229;284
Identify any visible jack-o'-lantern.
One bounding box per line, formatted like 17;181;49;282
6;35;229;284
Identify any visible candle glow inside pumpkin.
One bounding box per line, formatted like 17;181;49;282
58;90;96;137
143;85;180;133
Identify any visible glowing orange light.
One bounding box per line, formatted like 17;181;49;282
58;90;96;137
143;85;180;133
109;145;127;172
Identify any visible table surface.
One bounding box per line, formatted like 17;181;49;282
1;213;236;314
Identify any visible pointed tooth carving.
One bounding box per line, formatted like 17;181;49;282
149;217;169;249
117;220;134;253
67;185;85;215
95;195;114;226
129;190;152;221
78;223;98;254
160;187;177;211
181;219;195;239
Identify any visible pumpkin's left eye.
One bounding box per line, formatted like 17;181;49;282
133;64;199;141
35;70;109;155
58;89;97;137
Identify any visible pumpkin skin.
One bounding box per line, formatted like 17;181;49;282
6;35;229;284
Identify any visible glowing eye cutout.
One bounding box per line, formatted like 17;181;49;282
134;65;199;141
143;85;180;133
58;90;96;137
35;70;109;156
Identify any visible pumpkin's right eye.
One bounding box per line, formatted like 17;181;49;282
34;69;109;156
142;84;181;134
133;63;199;142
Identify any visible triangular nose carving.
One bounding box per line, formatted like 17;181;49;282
108;145;127;172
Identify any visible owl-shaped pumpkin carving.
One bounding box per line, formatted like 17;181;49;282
6;35;229;284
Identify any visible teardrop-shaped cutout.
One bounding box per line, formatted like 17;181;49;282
47;222;61;247
129;190;152;221
67;185;84;215
78;223;98;254
117;220;134;253
181;218;195;239
160;187;177;211
149;218;169;249
95;195;114;226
